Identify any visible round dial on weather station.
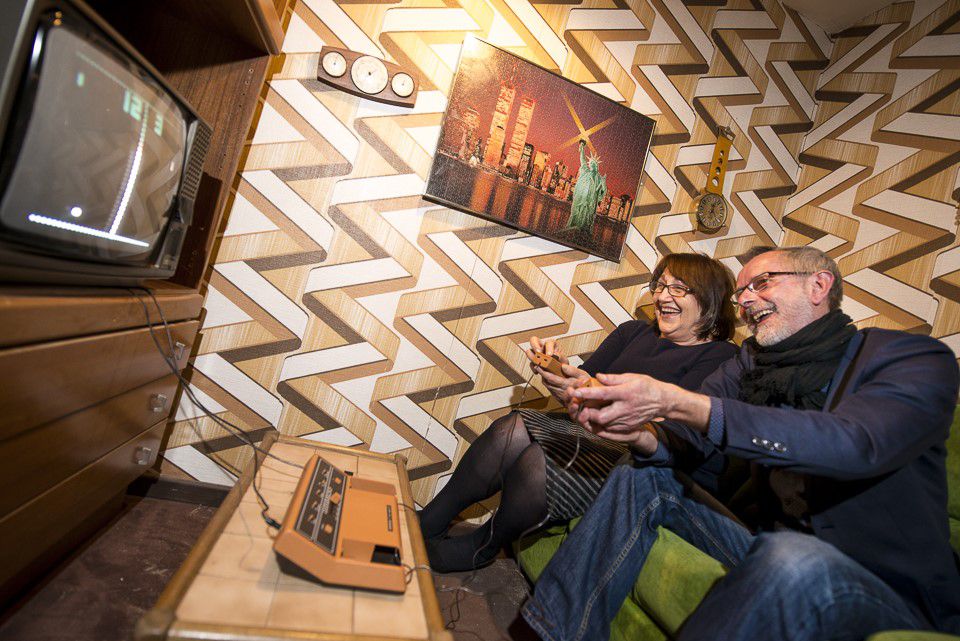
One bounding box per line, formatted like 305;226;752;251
391;72;415;98
696;192;727;231
321;50;347;78
351;56;389;94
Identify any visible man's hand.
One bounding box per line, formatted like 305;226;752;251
526;336;589;403
566;373;665;449
566;372;712;448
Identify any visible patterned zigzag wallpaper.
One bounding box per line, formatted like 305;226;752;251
159;0;960;506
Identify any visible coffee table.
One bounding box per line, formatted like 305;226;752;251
136;433;451;641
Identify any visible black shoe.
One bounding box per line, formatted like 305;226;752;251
426;534;499;573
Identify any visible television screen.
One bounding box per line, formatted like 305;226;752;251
0;20;189;263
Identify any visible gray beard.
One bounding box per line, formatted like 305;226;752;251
754;321;792;347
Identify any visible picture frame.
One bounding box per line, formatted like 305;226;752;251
424;36;655;262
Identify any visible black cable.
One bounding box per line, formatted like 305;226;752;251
129;288;290;530
461;358;588;593
132;289;302;465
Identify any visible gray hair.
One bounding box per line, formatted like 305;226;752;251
744;245;843;311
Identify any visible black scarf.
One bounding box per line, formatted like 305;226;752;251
739;309;855;410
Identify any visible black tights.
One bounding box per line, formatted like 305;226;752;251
419;411;548;572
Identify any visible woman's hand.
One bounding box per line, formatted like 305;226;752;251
526;336;588;403
528;336;568;364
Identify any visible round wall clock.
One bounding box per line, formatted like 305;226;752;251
696;126;735;232
316;47;419;108
696;193;727;232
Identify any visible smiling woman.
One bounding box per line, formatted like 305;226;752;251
418;252;740;573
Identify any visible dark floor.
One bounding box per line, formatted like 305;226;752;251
0;490;537;641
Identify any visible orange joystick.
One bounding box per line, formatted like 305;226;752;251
531;351;565;377
580;376;607;409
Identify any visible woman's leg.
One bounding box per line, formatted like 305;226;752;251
419;411;532;540
427;441;548;572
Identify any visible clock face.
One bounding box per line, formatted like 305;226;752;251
321;51;347;78
351;56;389;95
391;72;415;98
696;193;727;231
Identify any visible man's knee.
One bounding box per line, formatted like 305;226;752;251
745;532;850;588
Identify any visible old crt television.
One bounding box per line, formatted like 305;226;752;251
0;0;212;285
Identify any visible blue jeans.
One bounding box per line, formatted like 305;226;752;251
522;464;930;641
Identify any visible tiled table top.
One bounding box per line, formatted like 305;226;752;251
137;435;450;641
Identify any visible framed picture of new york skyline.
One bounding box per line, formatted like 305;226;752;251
423;36;655;262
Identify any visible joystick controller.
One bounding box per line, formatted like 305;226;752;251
531;351;565;377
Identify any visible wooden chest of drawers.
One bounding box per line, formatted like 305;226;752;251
0;286;203;604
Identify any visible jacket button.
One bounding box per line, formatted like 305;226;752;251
773;442;787;453
751;437;761;446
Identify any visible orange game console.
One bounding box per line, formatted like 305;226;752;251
273;453;406;593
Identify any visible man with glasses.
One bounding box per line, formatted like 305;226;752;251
521;246;960;641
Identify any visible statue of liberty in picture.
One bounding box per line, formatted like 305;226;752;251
567;139;607;235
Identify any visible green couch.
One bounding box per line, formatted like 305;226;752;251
516;408;960;641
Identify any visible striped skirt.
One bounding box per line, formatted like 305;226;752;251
519;409;629;522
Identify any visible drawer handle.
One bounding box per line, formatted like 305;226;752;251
134;446;153;466
173;341;187;361
149;393;169;413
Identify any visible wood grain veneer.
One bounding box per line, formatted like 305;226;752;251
0;418;167;605
0;286;202;349
0;320;197;442
0;374;180;519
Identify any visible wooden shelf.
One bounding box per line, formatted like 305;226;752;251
87;0;285;288
0;0;289;605
0;285;203;348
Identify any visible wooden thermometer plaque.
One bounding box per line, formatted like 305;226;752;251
316;46;419;108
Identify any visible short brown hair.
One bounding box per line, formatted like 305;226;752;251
649;252;736;341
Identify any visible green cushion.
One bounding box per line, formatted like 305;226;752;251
515;522;726;639
631;528;727;636
947;406;960;523
868;633;960;641
514;520;575;584
609;600;667;641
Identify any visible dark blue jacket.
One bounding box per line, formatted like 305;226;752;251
664;328;960;632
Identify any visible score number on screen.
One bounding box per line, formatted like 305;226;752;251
121;87;163;135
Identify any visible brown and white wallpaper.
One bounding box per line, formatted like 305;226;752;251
161;0;960;505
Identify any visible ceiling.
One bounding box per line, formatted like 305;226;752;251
782;0;896;33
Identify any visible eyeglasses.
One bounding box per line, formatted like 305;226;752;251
731;271;812;305
649;281;693;298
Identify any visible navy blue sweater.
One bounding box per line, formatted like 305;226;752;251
581;320;737;391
